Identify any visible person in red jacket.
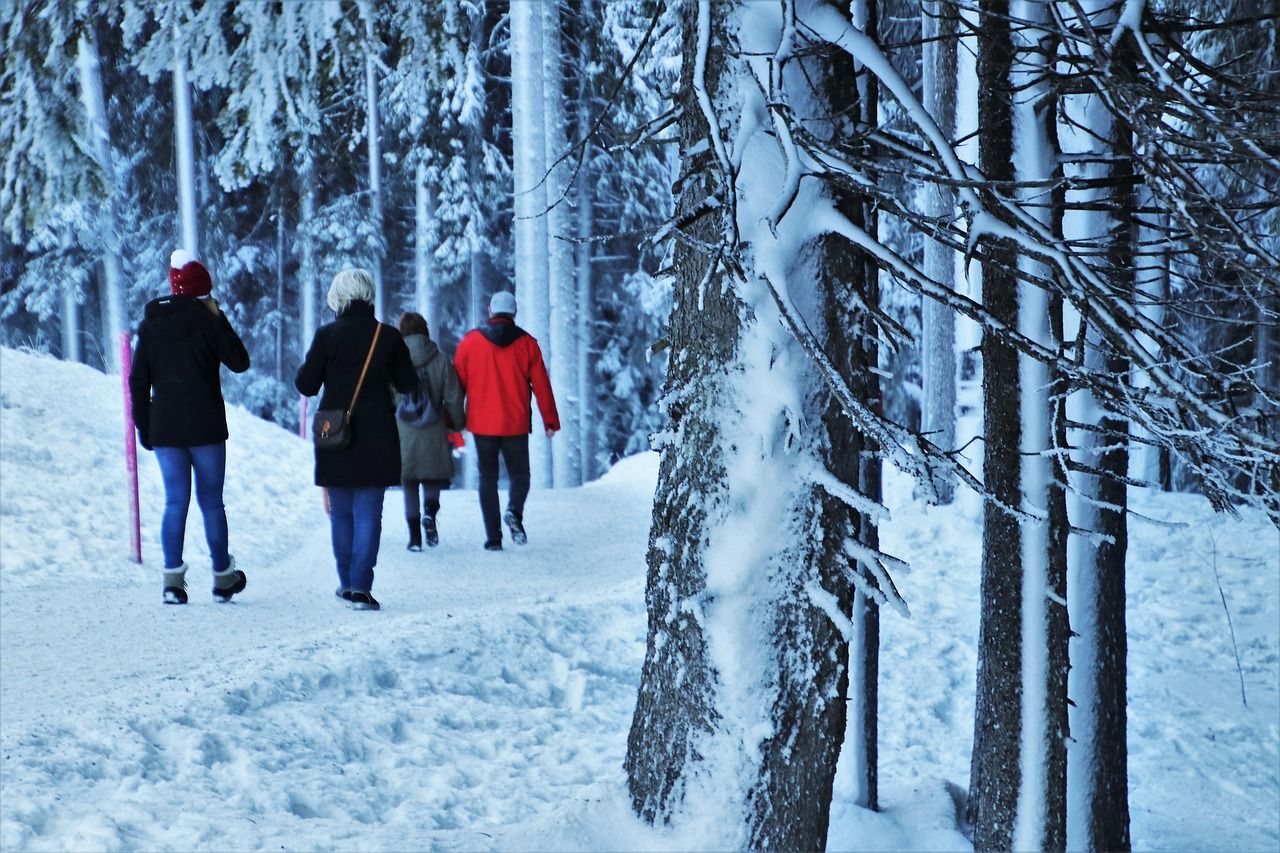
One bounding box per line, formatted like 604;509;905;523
454;291;560;550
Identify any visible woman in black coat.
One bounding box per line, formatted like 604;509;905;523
129;249;251;605
295;268;416;610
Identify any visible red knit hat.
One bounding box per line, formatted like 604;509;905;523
169;249;212;297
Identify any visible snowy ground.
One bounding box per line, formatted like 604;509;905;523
2;347;1277;851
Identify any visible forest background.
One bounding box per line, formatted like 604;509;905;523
3;1;1279;849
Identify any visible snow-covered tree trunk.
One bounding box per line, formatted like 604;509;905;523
627;4;875;847
1130;198;1166;489
415;159;439;333
1067;12;1133;851
76;31;124;370
843;0;882;812
967;3;1023;848
61;285;81;364
1010;3;1067;847
362;3;385;319
543;0;580;487
920;0;958;503
173;31;199;257
511;0;552;487
299;154;318;352
576;0;597;482
275;206;285;380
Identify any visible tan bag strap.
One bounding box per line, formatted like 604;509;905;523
346;324;382;417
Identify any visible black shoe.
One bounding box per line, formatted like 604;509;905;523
504;510;527;545
407;515;423;552
424;515;439;548
212;559;247;602
163;586;187;605
349;591;381;611
335;587;352;602
483;540;503;552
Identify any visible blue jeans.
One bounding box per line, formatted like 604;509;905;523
328;487;385;594
154;443;231;572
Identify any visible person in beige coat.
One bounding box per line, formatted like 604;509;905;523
395;312;465;550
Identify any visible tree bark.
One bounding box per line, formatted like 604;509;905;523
576;0;597;482
510;0;553;486
1011;3;1068;846
543;0;580;487
968;2;1022;848
415;159;439;333
362;2;385;319
921;0;959;504
173;32;199;258
1067;18;1133;851
627;4;871;848
75;30;122;370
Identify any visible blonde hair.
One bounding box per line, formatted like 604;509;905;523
327;268;376;314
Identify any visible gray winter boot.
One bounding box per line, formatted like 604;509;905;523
211;556;247;602
163;564;188;605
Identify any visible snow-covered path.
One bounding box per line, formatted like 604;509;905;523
2;348;1277;851
1;349;657;850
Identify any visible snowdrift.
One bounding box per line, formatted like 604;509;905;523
0;347;1275;851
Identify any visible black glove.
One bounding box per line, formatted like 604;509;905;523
138;428;153;451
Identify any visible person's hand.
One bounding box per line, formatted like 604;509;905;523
204;297;221;316
138;429;152;451
322;487;330;516
545;427;557;439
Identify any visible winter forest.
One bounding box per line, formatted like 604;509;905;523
2;0;1279;851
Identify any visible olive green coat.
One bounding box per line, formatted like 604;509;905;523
396;334;466;483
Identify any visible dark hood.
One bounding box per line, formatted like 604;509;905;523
480;316;527;348
143;294;213;340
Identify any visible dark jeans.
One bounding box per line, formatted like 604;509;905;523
154;443;230;571
328;486;385;594
474;434;530;545
402;480;442;519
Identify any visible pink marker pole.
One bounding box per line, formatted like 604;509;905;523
299;394;309;439
120;332;142;563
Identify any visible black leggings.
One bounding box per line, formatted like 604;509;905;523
402;479;443;519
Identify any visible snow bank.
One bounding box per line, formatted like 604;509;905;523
1;346;1275;851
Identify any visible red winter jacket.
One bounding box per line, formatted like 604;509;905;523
454;317;560;437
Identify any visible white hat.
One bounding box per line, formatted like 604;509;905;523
328;268;376;314
489;291;517;315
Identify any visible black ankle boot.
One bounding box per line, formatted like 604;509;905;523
423;514;439;547
407;515;423;552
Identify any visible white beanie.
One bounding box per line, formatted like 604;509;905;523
327;268;376;314
489;290;517;315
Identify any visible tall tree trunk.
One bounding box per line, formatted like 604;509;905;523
275;205;285;381
543;0;580;487
575;0;597;482
173;32;199;257
627;3;864;848
968;2;1022;848
846;0;881;812
76;31;123;369
415;159;439;333
510;0;553;487
362;3;385;319
1067;14;1133;851
299;153;318;352
61;281;81;364
920;0;958;503
1011;3;1067;847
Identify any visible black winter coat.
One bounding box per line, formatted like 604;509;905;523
129;295;251;449
295;301;416;488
